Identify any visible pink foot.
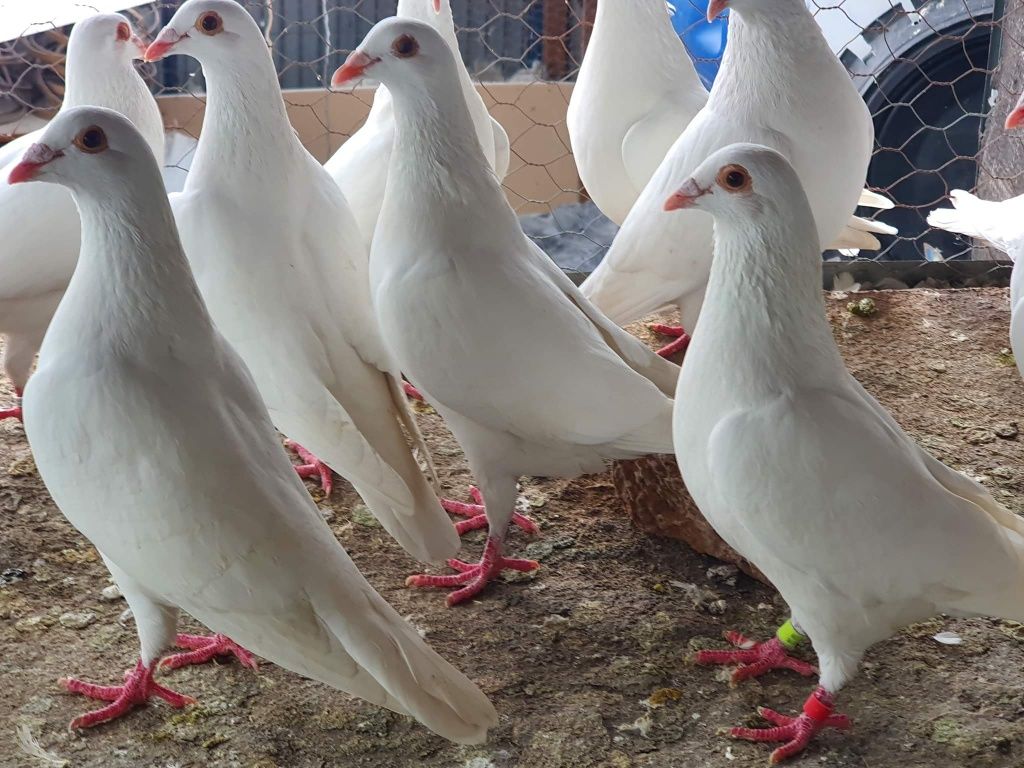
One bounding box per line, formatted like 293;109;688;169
442;485;539;537
695;630;817;684
285;440;333;496
406;536;539;606
403;380;424;401
0;387;23;422
730;687;851;763
60;660;195;729
159;633;258;672
649;323;691;358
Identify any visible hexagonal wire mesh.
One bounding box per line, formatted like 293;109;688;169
0;0;1017;286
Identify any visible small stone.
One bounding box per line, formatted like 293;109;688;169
706;599;728;616
7;454;36;477
1;568;28;584
966;429;996;446
0;489;22;512
59;611;96;630
927;361;947;373
847;297;877;317
350;504;379;528
706;564;738;587
15;615;45;632
100;584;123;602
995;422;1019;440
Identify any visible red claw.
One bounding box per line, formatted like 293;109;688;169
61;660;195;729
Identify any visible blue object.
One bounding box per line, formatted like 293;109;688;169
671;1;729;89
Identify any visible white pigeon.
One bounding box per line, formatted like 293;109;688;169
566;0;894;247
324;0;510;249
145;0;460;564
332;18;680;605
13;105;497;742
670;143;1024;762
0;13;163;421
927;193;1023;380
579;0;880;354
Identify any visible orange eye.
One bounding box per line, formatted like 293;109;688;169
116;22;131;41
196;11;223;35
73;126;108;154
716;164;751;193
392;34;419;58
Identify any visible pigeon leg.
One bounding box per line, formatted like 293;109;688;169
406;535;539;606
408;479;539;605
442;485;539;537
158;633;258;672
60;660;195;729
730;686;851;763
285;440;333;496
694;620;817;684
0;387;23;421
648;323;691;358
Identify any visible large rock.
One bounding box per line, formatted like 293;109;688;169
615;311;770;584
611;454;770;584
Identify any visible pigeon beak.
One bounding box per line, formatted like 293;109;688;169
8;143;64;185
433;0;442;12
707;0;729;22
664;179;709;212
331;51;381;87
1006;104;1024;131
144;28;184;62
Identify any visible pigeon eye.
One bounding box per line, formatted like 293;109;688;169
196;11;223;35
716;164;751;193
392;34;419;58
116;22;131;41
74;126;108;154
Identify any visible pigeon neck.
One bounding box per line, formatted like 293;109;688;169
700;215;842;386
591;0;690;74
190;53;300;181
387;73;493;199
710;6;830;113
62;170;210;345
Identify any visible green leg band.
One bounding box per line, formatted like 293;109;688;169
775;619;805;651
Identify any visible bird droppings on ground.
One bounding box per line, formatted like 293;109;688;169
1;287;1022;768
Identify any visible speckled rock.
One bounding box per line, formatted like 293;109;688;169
610;453;768;585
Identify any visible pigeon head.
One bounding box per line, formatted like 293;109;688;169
144;0;264;65
8;106;154;190
663;143;797;224
706;0;802;23
331;18;454;92
68;12;148;63
396;0;446;21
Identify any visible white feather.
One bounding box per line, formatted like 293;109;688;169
674;144;1024;696
164;0;457;563
22;105;496;745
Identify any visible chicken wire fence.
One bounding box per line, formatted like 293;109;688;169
0;0;1020;285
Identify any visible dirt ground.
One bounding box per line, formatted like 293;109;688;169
2;287;1023;768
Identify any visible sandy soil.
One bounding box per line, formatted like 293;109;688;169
2;287;1023;768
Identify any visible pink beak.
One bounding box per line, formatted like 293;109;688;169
144;28;184;62
664;179;708;212
1007;105;1024;131
8;143;64;185
433;0;441;11
707;0;729;22
331;51;381;87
